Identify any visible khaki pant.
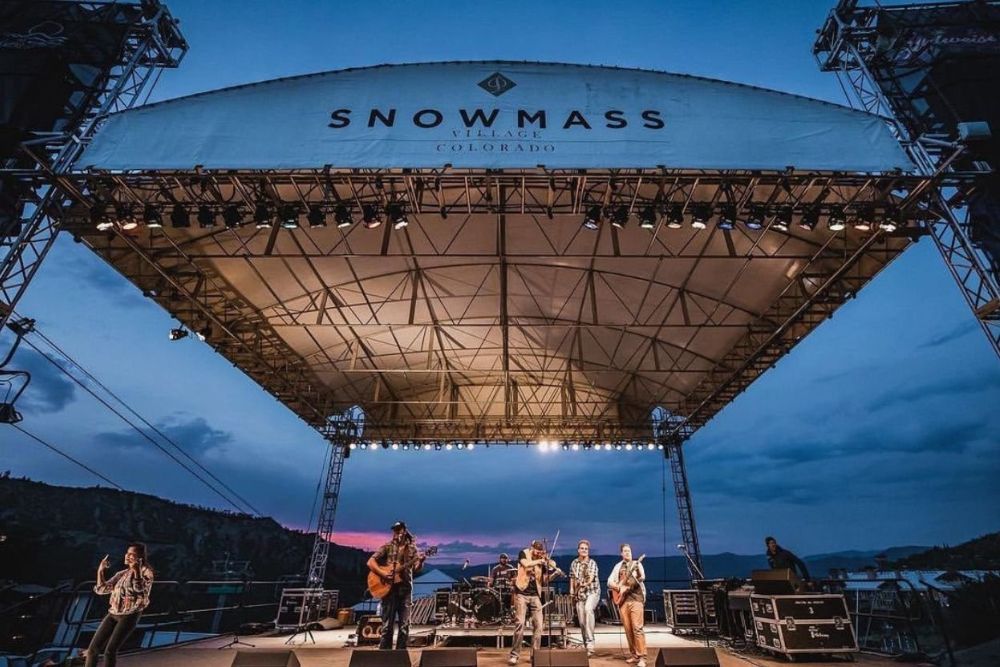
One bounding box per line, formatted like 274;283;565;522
619;598;646;658
510;592;543;658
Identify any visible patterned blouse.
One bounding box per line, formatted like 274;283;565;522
94;568;154;616
569;558;600;600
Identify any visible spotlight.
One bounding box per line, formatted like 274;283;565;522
170;204;190;229
116;203;138;231
745;204;765;230
307;205;327;228
349;442;357;450
457;443;465;450
391;442;399;450
254;202;273;229
168;327;188;341
639;205;657;229
851;205;873;232
388;203;408;229
583;205;602;230
603;443;612;451
143;204;162;228
197;205;216;228
425;443;433;451
538;440;549;452
467;442;475;450
614;443;623;451
828;207;847;232
691;204;711;230
610;205;629;229
879;206;901;232
666;204;685;229
773;205;793;232
359;442;368;450
334;204;353;228
445;443;453;451
434;443;442;451
92;203;113;231
402;443;410;450
223;205;242;228
647;443;655;450
279;204;299;229
625;443;633;451
798;207;819;231
362;204;381;229
718;204;737;230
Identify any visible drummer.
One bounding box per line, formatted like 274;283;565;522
489;553;515;586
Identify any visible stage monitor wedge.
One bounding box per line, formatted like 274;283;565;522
654;647;720;666
531;649;589;666
420;647;478;666
349;648;411;667
231;649;301;667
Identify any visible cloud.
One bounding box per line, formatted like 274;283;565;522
7;347;77;414
917;320;979;350
93;415;233;457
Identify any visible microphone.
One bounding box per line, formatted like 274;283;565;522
462;559;470;571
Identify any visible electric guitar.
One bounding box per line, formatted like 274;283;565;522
367;545;438;599
610;554;646;606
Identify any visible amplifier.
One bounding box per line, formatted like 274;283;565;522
355;615;383;645
662;590;718;632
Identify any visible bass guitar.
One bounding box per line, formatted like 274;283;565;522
610;554;646;606
367;546;438;600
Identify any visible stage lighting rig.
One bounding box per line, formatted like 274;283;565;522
168;327;188;341
362;203;382;229
334;204;353;228
718;204;737;230
388;203;408;229
745;204;765;230
798;207;819;231
690;203;711;230
610;205;629;229
223;205;242;228
197;205;216;228
666;203;684;229
170;204;190;229
773;205;793;232
254;202;273;229
279;203;299;229
639;205;657;229
582;205;602;230
828;207;847;231
143;204;162;228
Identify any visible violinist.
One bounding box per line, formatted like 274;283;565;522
607;544;647;667
507;539;554;665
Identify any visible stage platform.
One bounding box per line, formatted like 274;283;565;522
113;624;927;666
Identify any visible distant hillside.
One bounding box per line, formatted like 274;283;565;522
0;478;370;601
894;532;1000;570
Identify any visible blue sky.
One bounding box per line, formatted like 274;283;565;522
3;0;998;564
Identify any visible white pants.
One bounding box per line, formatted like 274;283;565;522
575;592;599;650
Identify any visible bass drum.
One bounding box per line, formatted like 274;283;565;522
470;588;501;624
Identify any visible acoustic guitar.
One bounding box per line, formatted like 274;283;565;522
610;554;646;606
367;546;438;600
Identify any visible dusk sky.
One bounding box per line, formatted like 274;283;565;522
3;0;998;567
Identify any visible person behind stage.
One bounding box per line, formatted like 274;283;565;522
569;539;600;657
508;539;553;665
367;521;428;650
490;552;515;585
85;543;154;667
765;536;811;581
607;543;647;667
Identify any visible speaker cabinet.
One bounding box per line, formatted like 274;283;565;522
654;647;720;666
419;647;479;666
349;648;411;667
230;649;301;667
531;649;589;666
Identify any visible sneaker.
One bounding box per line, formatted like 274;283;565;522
636;660;646;667
507;655;518;665
587;649;596;657
625;659;638;665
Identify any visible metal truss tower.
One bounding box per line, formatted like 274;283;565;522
306;441;347;588
665;437;703;579
814;0;1000;359
0;1;187;335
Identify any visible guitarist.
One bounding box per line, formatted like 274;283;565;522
607;544;647;667
367;521;426;650
569;539;600;656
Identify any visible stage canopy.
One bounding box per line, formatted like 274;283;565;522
62;62;925;444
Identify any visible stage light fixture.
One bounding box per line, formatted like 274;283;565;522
456;443;465;450
168;327;188;341
279;204;299;229
879;206;901;232
402;443;410;450
646;443;655;450
391;442;399;450
614;443;623;451
170;204;190;229
571;443;580;451
610;205;629;229
334;204;353;228
388;203;408;230
852;205;874;232
624;443;633;451
349;442;357;450
639;205;657;229
691;204;711;230
666;204;685;229
798;207;819;231
254;202;273;228
445;443;453;450
197;205;216;228
308;205;327;228
718;204;737;230
773;205;793;232
116;204;138;231
362;204;381;229
467;442;476;450
828;207;847;232
223;205;242;228
143;204;162;228
745;204;765;230
91;202;113;231
426;443;434;451
359;442;368;450
603;443;613;451
582;205;602;230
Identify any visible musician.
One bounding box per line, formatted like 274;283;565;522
607;544;647;667
507;539;552;665
367;521;427;650
85;543;154;667
765;536;810;581
489;553;515;586
569;539;599;656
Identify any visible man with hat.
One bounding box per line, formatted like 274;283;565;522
489;553;515;586
367;521;427;650
508;539;553;665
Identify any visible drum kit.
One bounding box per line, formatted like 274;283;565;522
440;571;516;626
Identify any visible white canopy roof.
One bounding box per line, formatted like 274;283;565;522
78;61;913;172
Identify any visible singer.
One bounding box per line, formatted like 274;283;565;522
84;543;154;667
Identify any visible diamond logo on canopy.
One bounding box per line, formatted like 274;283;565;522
478;72;516;97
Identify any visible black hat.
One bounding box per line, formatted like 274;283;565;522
391;521;407;531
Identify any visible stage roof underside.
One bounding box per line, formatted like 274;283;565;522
59;62;929;444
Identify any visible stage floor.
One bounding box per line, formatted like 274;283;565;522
115;624;928;666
